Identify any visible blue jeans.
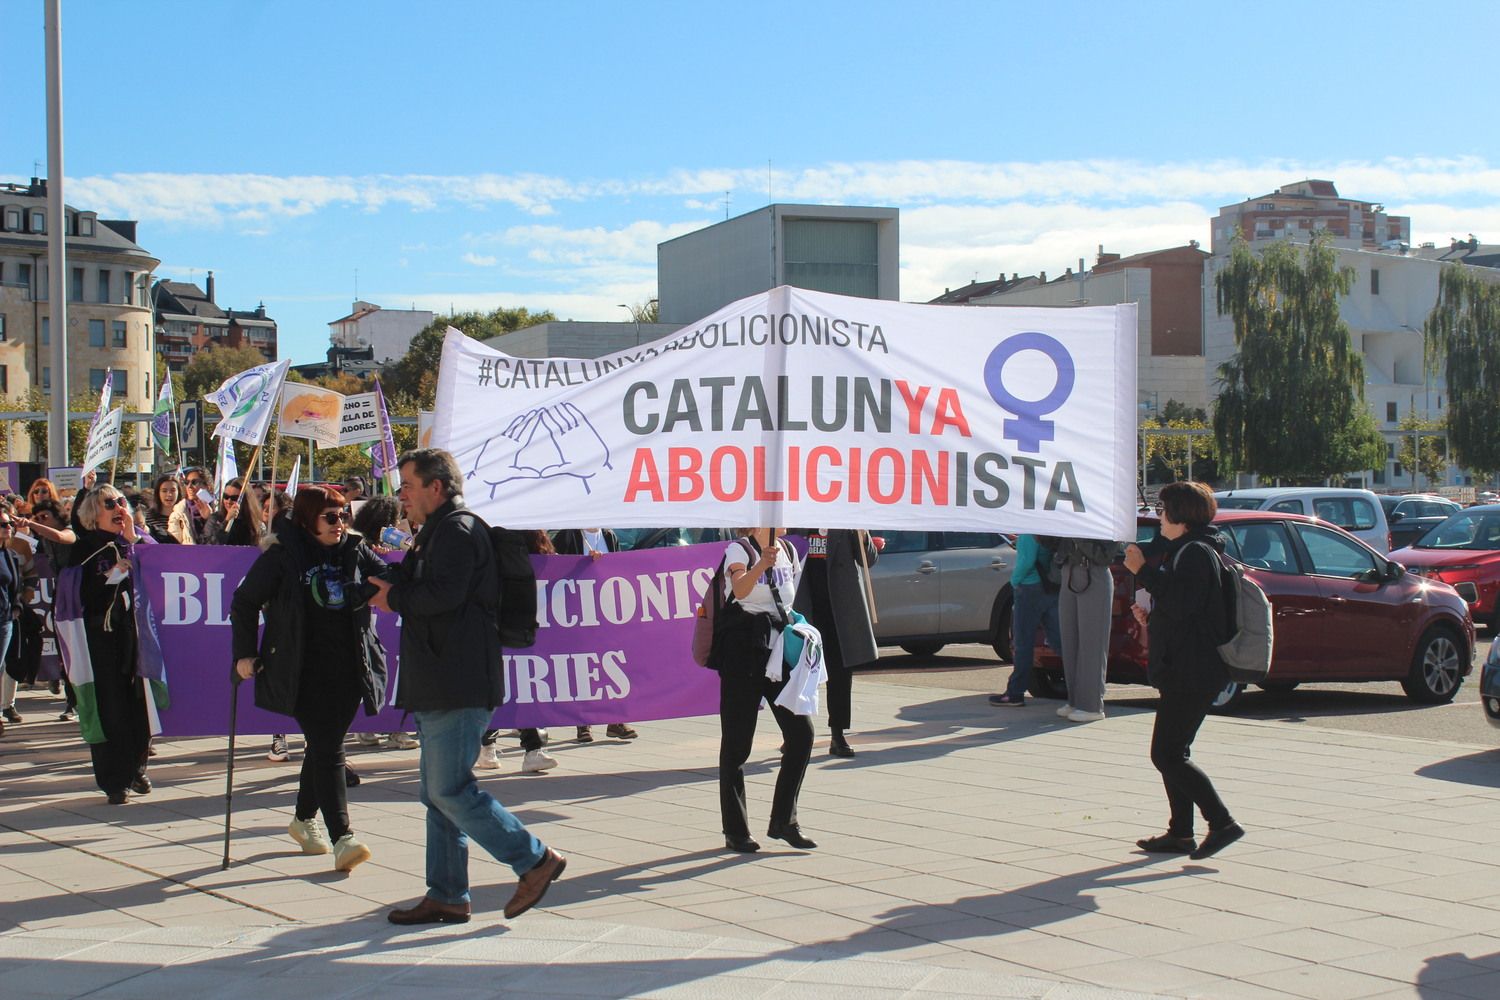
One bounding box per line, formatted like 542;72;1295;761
414;708;546;904
1005;583;1063;700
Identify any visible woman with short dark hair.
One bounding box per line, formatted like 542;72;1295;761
1124;481;1244;860
230;486;390;872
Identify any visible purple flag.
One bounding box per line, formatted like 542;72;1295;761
371;378;398;492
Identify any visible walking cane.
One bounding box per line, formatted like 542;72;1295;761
223;669;244;870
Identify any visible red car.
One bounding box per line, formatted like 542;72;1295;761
1391;504;1500;631
1033;510;1474;711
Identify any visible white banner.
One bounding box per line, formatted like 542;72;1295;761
433;287;1137;538
279;384;344;447
209;359;291;445
338;392;382;446
82;408;124;477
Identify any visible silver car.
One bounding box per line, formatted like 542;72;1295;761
868;530;1016;661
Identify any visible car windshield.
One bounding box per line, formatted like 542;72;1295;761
1415;511;1500;550
1216;497;1266;510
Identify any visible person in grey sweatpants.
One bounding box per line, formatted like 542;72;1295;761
1056;539;1117;721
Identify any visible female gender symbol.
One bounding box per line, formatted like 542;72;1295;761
982;332;1075;453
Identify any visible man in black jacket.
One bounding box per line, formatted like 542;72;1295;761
370;449;565;924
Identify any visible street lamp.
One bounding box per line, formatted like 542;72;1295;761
617;303;639;345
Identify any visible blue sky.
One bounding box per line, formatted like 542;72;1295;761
5;0;1498;364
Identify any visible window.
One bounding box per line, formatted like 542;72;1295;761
1224;522;1299;574
1386;401;1398;422
70;267;83;302
97;270;110;303
17;262;30;292
41;367;50;392
112;321;127;348
124;271;136;305
1371;269;1380;295
940;532;1003;550
1269;499;1304;515
0;365;7;393
1294;523;1378;579
89;368;125;393
88;319;105;347
878;531;931;554
1313;497;1377;532
112;369;126;393
3;208;19;231
77;215;94;237
0;314;5;341
29;210;44;233
144;373;150;397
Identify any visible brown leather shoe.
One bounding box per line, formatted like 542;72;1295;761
503;847;567;919
387;896;471;925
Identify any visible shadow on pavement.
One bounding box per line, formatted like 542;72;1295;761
1415;748;1500;787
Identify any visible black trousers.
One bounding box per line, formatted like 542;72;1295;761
821;623;852;732
292;684;362;842
88;668;150;795
718;668;814;839
1150;682;1233;836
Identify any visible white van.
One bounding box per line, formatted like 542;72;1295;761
1212;487;1392;554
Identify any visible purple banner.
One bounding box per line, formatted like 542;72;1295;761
140;543;725;737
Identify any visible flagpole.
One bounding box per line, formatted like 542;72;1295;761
267;379;288;490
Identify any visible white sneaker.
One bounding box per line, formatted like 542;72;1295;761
355;732;383;747
387;732;418;750
288;816;332;855
521;749;558;773
1066;708;1106;723
1056;704;1074;718
267;735;290;762
475;744;502;770
332;833;371;872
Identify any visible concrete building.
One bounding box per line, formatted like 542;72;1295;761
154;272;278;373
1210;179;1410;254
328;300;434;365
658;204;898;325
481;321;684;359
0;177;159;458
965;244;1211;413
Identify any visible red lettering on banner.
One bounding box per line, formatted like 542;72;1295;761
896;380;931;434
868;448;904;504
807;446;841;502
912;451;950;505
848;447;862;503
709;446;746;501
788;446;801;502
753;447;784;501
931;389;971;437
624;449;664;502
668;448;705;501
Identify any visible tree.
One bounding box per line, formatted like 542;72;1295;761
18;388;98;466
382;306;557;406
1141;401;1219;483
1394;411;1447;487
1424;265;1500;476
1212;233;1386;483
181;344;269;401
627;299;659;324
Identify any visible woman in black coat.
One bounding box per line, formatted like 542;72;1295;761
230;486;389;873
1124;481;1243;861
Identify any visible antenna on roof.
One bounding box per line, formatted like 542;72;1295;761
724;190;730;220
354;268;359;301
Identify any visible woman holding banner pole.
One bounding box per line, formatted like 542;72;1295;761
230;486;389;873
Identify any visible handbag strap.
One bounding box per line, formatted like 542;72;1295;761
740;535;794;628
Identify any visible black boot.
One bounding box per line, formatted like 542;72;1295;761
829;730;855;758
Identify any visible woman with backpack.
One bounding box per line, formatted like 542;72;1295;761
1123;480;1244;861
710;527;815;853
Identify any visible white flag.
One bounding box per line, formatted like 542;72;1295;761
91;371;114;431
209;359;291;445
81;407;123;477
216;435;239;494
284;455;302;496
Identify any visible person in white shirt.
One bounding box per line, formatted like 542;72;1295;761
708;527;816;854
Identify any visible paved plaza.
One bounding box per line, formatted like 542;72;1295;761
3;673;1500;999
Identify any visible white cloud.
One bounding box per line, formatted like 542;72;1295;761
388;286;659;324
461;252;498;267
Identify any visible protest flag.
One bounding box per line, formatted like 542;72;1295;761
285;455;302;496
372;378;399;493
208;359;291;446
151;378;175;457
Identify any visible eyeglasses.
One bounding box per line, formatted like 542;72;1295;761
223;491;241;501
101;497;126;511
319;510;351;526
185;480;203;488
0;522;13;531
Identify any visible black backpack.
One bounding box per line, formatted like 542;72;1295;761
456;512;539;649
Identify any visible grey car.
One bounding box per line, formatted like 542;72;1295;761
868;530;1016;661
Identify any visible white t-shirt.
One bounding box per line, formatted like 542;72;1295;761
723;538;801;616
581;529;609;555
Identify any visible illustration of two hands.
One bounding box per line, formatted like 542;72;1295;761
469;403;612;497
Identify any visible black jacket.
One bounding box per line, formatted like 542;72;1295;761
229;523;390;717
1137;526;1232;695
552;528;618;556
387;497;503;712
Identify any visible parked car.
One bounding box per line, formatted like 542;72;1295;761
1380;494;1463;551
1391;504;1500;630
1481;637;1500;729
613;527;737;551
868;530;1017;661
1033;510;1473;711
1213;487;1391;553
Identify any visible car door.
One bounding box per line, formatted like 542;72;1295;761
1219;518;1325;677
934;532;1012;636
1291;522;1415;676
868;531;941;642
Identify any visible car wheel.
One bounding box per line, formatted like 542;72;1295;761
900;641;944;658
1402;626;1466;704
1256;681;1300;693
990;600;1013;663
1027;671;1068;700
1207;680;1245;713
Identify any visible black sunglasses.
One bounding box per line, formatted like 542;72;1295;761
320;510;351;526
101;497;126;511
223;491;241;501
0;522;13;530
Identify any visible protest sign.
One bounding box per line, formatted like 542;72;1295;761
48;467;82;491
81;407;123;477
135;543;722;736
433;286;1138;539
338;391;382;446
278;384;343;447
